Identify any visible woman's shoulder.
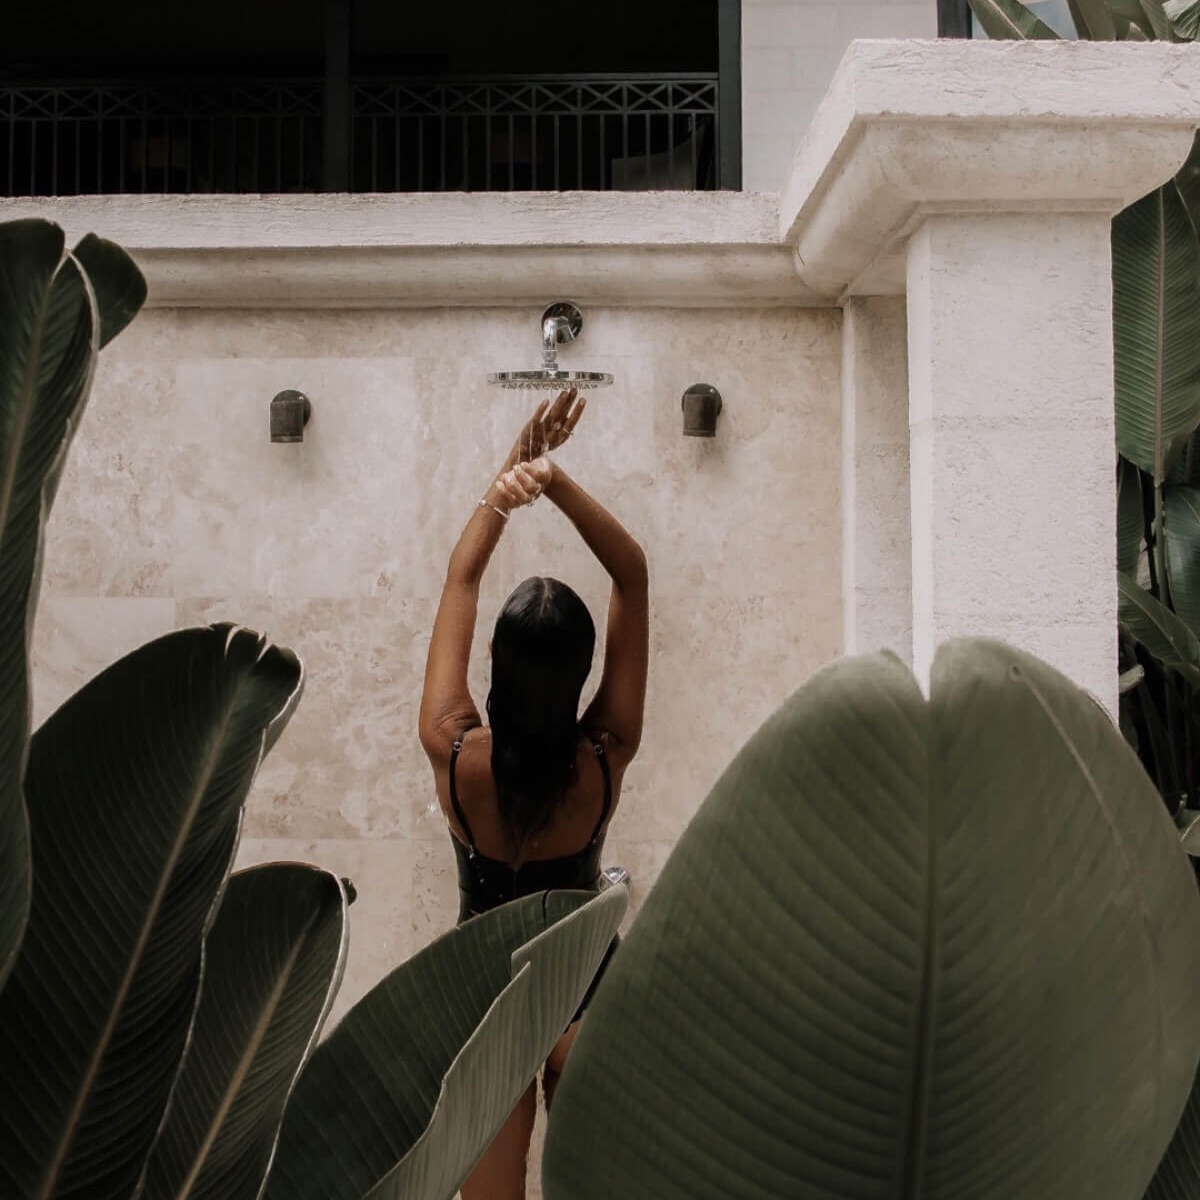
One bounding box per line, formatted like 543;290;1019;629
423;718;487;766
578;726;638;778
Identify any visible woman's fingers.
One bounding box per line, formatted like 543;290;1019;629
520;399;551;460
542;387;581;448
498;463;545;508
563;395;586;437
513;462;544;496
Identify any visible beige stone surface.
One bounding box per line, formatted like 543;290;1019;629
42;312;180;598
34;303;842;1197
178;596;428;839
30;597;179;729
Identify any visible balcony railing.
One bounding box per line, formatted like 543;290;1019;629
0;73;722;196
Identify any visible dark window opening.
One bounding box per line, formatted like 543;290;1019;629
937;0;973;37
1;0;740;196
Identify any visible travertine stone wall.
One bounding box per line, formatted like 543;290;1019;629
31;303;843;1023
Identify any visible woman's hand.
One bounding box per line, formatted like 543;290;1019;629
490;456;554;512
512;389;586;463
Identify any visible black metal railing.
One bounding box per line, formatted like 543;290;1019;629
351;75;718;192
1;81;324;195
0;73;721;196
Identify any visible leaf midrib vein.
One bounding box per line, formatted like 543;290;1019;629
36;696;240;1200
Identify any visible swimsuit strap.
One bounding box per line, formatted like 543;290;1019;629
449;730;479;851
587;737;613;845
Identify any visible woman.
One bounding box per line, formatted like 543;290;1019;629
418;388;649;1200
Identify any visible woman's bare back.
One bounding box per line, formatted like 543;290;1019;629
438;725;623;865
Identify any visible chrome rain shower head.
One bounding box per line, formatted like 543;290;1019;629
487;301;613;391
488;369;613;390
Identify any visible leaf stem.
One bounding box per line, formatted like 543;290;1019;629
1155;479;1170;607
1143;470;1160;596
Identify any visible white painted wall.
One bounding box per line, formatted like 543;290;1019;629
741;0;937;192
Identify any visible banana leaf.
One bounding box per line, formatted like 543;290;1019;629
70;233;146;351
0;223;84;988
1166;485;1200;635
543;640;1200;1200
1119;457;1146;574
1125;660;1178;794
1137;0;1178;35
1120;570;1200;687
1167;428;1200;486
1114;183;1200;484
0;220;145;992
265;885;627;1200
1108;0;1173;32
1175;131;1200;239
1068;0;1119;35
140;863;349;1200
1165;0;1200;35
0;624;302;1200
1146;1061;1200;1196
967;0;1062;36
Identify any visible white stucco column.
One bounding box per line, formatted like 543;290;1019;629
905;211;1118;702
781;39;1200;713
842;296;911;664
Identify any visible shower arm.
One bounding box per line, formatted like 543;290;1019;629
542;316;567;367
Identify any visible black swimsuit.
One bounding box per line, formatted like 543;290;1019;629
448;729;614;923
448;729;619;1022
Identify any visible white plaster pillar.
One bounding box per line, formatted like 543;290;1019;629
780;39;1200;714
842;296;911;664
905;211;1117;704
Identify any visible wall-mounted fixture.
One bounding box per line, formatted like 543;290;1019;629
682;383;723;437
488;301;614;391
270;390;312;443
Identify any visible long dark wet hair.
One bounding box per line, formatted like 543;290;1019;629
486;576;596;851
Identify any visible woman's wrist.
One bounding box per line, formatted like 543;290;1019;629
479;479;512;518
543;461;567;501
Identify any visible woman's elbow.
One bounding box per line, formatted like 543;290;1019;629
622;545;649;591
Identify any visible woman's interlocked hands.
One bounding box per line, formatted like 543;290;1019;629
494;456;553;510
514;387;586;463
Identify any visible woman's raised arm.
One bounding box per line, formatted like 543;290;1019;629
545;465;649;757
418;391;587;758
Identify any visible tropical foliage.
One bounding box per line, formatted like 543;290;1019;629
0;217;625;1200
972;0;1200;833
543;640;1200;1200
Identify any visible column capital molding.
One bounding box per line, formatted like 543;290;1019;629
780;39;1200;299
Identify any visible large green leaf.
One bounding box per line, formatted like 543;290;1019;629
544;640;1200;1200
0;624;303;1200
266;885;627;1200
70;233;146;351
1118;457;1146;574
1166;485;1200;634
1167;428;1200;485
1138;0;1177;33
140;863;349;1200
1108;0;1175;32
1165;0;1200;36
0;219;100;992
1175;131;1200;237
1069;0;1119;35
0;221;145;993
967;0;1062;37
1146;1061;1200;1196
1114;183;1200;483
1120;569;1200;686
